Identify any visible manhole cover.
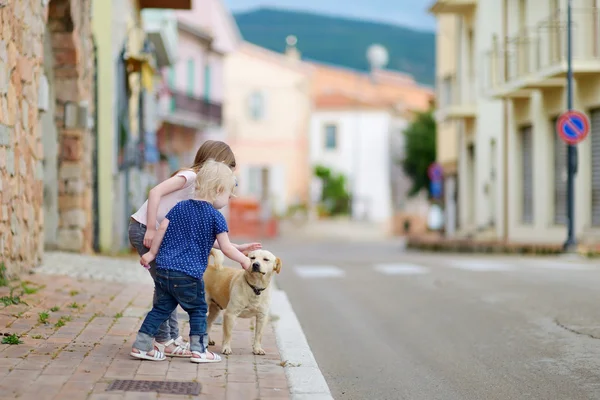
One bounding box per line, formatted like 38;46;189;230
107;380;201;395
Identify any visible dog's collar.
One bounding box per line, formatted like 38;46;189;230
245;276;266;296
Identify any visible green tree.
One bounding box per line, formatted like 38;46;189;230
314;165;351;216
401;109;436;196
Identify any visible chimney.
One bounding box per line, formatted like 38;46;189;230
285;35;300;61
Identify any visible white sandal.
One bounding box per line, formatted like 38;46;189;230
130;348;166;361
190;350;221;363
174;336;190;350
155;339;191;358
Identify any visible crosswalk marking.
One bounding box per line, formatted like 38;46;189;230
294;265;346;278
526;261;593;270
373;264;429;275
448;260;516;271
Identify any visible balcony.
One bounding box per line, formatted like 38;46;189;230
161;90;223;128
485;8;600;98
139;0;192;10
436;74;476;121
142;10;178;68
429;0;477;15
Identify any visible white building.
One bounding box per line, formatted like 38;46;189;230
307;63;433;225
309;93;403;223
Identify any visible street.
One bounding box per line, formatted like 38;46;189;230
266;237;600;400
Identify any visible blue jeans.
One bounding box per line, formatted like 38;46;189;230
134;269;209;354
128;219;178;343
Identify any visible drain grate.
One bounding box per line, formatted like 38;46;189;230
107;380;201;395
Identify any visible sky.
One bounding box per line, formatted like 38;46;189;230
223;0;436;31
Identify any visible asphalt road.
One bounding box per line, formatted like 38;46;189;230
265;238;600;400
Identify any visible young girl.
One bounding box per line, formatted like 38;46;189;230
129;140;260;357
131;159;250;362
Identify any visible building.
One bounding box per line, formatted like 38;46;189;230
430;0;505;241
224;39;312;216
308;62;434;225
432;0;600;246
93;0;191;252
0;0;96;275
153;0;241;184
430;12;460;236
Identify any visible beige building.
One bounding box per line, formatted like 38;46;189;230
431;12;461;236
431;0;600;246
224;40;312;216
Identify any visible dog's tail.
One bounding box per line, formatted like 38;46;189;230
208;248;225;270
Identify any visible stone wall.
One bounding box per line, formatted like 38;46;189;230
0;0;94;276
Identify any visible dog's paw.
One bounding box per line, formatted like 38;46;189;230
221;345;232;355
253;347;266;355
208;338;215;346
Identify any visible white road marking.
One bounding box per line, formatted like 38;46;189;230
294;265;346;278
373;263;429;275
449;260;516;271
526;261;594;270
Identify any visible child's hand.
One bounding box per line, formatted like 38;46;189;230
143;229;156;248
241;257;251;271
239;242;262;255
140;252;155;269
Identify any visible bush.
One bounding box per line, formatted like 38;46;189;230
314;165;351;216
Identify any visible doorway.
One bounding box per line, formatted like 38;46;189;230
41;26;59;249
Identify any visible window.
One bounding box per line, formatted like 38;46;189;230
203;63;211;101
324;124;337;149
168;66;175;111
248;91;265;120
440;76;452;108
186;59;195;97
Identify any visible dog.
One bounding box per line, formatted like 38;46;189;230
204;248;282;355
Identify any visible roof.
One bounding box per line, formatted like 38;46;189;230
308;61;434;113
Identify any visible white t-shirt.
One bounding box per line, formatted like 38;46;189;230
130;170;197;228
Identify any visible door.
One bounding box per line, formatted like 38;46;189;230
591;109;600;226
520;125;534;224
41;27;59;249
553;116;568;224
467;144;476;225
489;139;497;226
445;175;457;236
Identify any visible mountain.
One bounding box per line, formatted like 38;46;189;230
233;7;435;86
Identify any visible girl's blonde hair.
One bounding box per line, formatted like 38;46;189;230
170;140;236;177
195;159;237;202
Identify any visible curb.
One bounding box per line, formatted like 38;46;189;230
270;288;334;400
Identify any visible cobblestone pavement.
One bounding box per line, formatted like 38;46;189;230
0;252;290;399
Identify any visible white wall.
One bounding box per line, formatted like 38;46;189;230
310;110;393;222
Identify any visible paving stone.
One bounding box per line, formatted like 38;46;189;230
0;252;291;398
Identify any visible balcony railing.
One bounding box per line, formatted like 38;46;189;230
485;7;600;94
170;91;223;125
437;73;476;119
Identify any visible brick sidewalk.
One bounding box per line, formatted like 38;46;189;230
0;270;290;399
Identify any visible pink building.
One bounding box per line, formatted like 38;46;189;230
155;0;241;181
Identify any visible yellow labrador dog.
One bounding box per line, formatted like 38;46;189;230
205;248;282;355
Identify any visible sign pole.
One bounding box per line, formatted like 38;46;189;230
564;0;577;251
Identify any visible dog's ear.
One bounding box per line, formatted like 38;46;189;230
274;257;282;274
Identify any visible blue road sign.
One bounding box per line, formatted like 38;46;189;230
428;163;443;181
557;110;590;145
430;180;442;199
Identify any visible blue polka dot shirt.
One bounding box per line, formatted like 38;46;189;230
155;200;229;280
